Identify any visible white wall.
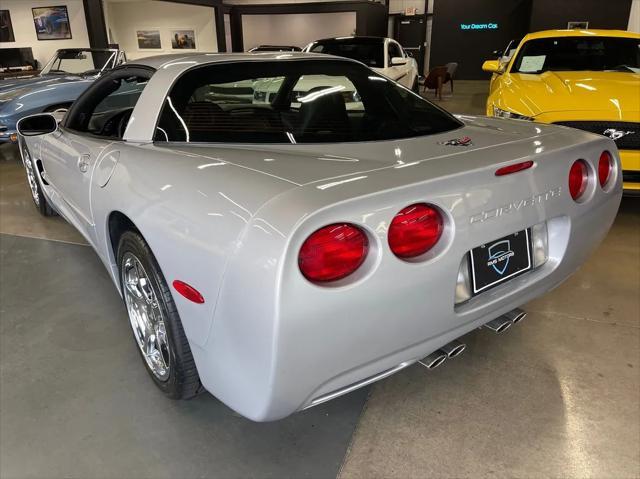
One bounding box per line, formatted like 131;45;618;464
106;0;217;60
0;0;90;68
241;12;356;50
226;0;354;4
629;0;640;32
388;0;432;15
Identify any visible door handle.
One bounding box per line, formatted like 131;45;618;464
77;154;91;173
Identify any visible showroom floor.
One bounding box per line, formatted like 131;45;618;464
1;81;638;479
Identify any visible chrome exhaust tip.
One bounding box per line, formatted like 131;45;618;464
484;316;513;334
418;350;448;370
504;308;527;324
440;340;466;358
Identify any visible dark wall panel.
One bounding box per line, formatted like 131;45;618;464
430;0;531;80
529;0;632;31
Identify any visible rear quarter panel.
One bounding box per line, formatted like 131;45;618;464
90;143;295;350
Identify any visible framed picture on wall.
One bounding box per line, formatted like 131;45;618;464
32;6;72;40
171;30;196;50
136;30;162;49
567;21;589;29
0;10;15;42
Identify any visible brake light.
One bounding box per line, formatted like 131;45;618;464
172;280;205;304
598;151;613;188
568;160;588;201
299;224;369;282
495;160;534;176
388;203;443;258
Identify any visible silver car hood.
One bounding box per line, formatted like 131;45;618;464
157;116;559;185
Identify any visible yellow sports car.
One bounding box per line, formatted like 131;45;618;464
483;29;640;194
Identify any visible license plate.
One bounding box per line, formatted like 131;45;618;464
469;229;532;295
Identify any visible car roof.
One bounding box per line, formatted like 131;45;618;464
127;51;352;70
523;29;640;41
310;36;387;44
252;45;301;51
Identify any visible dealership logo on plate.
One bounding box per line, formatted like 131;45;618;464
486;240;515;275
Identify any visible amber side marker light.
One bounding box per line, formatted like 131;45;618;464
495;160;534;176
173;280;205;304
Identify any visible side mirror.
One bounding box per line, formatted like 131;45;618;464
482;60;503;74
492;49;503;58
391;56;408;66
16;113;58;137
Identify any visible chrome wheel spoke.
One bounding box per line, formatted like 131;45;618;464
121;252;171;381
23;154;40;205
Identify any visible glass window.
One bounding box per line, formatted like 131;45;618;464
41;49;117;76
154;60;462;144
308;38;385;68
67;73;148;138
512;36;640;73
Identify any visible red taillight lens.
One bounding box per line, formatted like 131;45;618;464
388;203;443;258
598;151;613;188
568;160;588;201
495;160;534;176
298;224;369;282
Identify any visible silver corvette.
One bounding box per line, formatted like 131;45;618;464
17;53;621;421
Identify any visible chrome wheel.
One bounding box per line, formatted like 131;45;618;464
22;147;40;206
121;252;171;381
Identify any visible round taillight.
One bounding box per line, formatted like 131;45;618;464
388;203;443;258
298;223;369;282
568;160;588;201
598;151;613;188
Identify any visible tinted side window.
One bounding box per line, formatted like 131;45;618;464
65;71;149;138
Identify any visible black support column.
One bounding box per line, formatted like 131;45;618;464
83;0;109;49
215;5;227;52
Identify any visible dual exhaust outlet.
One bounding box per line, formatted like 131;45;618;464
418;308;526;371
482;308;527;334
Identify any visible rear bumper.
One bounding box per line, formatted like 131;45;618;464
300;195;619;410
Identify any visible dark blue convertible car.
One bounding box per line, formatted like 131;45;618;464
0;48;125;143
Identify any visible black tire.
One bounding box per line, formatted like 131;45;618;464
21;142;56;217
117;231;201;399
411;77;419;93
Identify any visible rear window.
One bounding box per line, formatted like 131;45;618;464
308;39;384;68
154;60;461;144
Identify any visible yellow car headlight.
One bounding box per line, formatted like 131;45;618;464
493;106;534;121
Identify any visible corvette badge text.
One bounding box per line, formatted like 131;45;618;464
469;187;562;224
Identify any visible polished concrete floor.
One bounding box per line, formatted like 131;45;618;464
1;81;639;478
